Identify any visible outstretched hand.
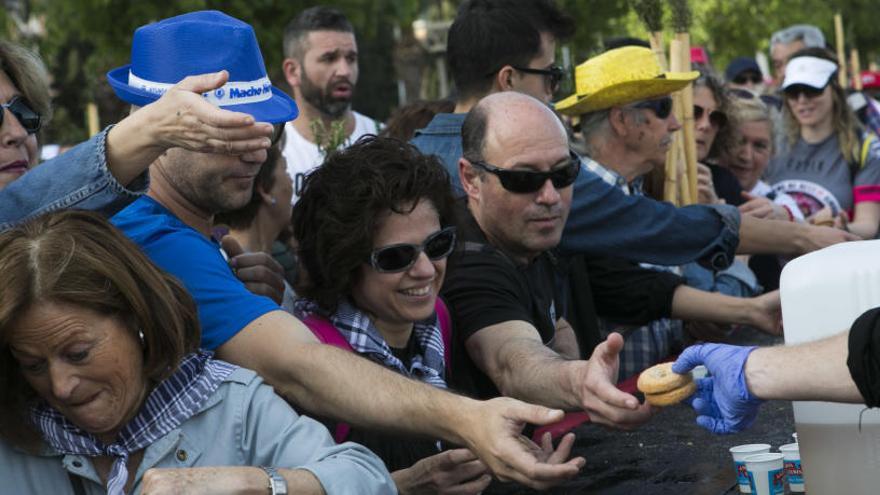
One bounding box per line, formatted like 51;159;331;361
461;397;585;490
747;290;782;336
578;332;653;429
673;344;763;434
739;192;789;221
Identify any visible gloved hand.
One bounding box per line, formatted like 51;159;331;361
673;344;764;434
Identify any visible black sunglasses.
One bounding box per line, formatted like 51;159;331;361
728;88;783;111
470;151;581;194
368;226;457;273
631;96;673;119
510;65;565;93
1;96;42;134
694;104;728;129
783;84;826;100
733;73;763;85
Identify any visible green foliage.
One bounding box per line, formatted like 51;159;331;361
668;0;691;33
5;0;879;145
632;0;665;32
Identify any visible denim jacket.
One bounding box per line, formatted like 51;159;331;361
411;113;740;269
0;367;396;494
0;126;148;232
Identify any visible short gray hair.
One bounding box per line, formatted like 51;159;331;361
770;24;825;49
578;105;646;157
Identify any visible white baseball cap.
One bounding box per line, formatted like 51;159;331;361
782;56;838;90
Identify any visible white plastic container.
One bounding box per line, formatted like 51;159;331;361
780;240;880;493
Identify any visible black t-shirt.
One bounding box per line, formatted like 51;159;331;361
442;201;568;400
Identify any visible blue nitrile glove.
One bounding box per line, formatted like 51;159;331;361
673;344;764;435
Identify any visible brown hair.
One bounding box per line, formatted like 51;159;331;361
0;210;200;449
0;40;52;124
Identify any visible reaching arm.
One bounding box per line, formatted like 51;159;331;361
847;201;880;239
551;318;580;360
140;467;324;495
215;310;585;488
736;214;857;255
465;322;651;428
746;331;859;402
670;286;782;335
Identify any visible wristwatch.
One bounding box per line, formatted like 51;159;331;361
259;466;288;495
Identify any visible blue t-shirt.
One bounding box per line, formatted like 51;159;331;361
111;196;279;350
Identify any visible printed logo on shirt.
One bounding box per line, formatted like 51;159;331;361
771;180;842;218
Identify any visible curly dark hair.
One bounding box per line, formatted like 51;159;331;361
291;135;456;313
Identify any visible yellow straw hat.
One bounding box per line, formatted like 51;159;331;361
555;46;699;116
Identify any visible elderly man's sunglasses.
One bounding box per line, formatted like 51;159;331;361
694;105;728;129
511;65;565;93
470;151;581;194
1;96;42;134
369;226;457;273
632;96;673;119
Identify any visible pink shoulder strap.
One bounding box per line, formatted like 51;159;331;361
301;314;352;442
435;298;453;374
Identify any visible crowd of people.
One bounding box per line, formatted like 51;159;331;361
1;1;880;493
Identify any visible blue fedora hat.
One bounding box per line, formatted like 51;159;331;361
107;10;297;123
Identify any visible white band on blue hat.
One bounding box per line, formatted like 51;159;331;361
127;72;274;106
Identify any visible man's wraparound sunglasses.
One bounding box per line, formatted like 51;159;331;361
368;226;457;273
1;96;42;134
693;104;728;129
469;150;581;194
510;65;565;93
631;96;673;120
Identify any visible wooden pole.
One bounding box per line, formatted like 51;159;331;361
834;14;848;87
852;49;863;91
86;103;100;137
666;39;685;206
649;32;668;71
676;32;698;205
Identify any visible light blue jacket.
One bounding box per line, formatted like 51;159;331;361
0;127;148;231
0;367;396;494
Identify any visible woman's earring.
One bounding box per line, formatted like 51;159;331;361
270;196;277;205
138;329;145;347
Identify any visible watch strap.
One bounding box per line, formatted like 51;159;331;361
259;466;288;495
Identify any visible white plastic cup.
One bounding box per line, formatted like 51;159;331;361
744;453;785;495
779;443;804;493
729;444;771;493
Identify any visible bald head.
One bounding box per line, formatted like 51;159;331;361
462;92;567;162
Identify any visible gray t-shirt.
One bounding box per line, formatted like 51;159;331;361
766;134;880;218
